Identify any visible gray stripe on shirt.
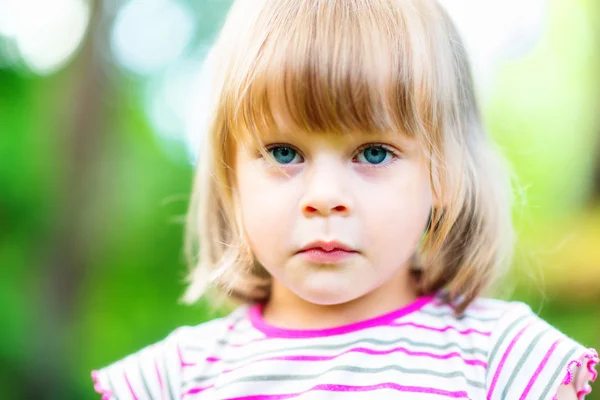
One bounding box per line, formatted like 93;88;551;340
538;345;579;400
211;336;487;366
205;364;485;390
500;327;551;399
486;313;531;380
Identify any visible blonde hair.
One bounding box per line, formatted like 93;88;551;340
181;0;515;314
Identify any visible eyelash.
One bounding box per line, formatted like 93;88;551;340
354;143;401;169
261;143;401;169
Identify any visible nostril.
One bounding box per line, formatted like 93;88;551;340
304;205;346;213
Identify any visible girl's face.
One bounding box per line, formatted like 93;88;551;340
234;129;433;307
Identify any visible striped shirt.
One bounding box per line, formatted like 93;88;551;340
91;294;598;399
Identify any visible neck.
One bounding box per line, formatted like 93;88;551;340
261;268;419;330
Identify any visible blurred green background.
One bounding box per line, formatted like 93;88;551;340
0;0;598;398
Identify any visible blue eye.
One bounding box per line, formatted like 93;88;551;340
268;146;301;164
356;145;392;165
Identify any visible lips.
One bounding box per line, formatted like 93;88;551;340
297;240;357;254
296;241;358;264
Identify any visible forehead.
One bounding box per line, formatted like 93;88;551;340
220;0;454;159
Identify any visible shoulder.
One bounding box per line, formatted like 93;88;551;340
415;296;526;346
419;295;519;324
463;298;597;400
91;305;249;399
419;296;597;399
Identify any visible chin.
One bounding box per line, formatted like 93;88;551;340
300;294;349;306
293;280;362;306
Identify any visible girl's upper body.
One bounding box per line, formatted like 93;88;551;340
92;0;597;398
92;292;598;399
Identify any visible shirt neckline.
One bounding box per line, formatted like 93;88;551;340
248;295;434;339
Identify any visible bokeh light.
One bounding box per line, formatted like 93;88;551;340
442;0;547;96
110;0;195;76
0;0;90;74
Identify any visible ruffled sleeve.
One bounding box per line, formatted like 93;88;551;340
485;302;598;399
557;348;598;399
91;327;186;400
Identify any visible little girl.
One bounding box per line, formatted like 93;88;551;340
92;0;598;398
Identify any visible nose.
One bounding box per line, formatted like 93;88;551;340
300;159;352;217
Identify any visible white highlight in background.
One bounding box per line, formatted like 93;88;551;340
441;0;547;96
111;0;195;76
0;0;90;74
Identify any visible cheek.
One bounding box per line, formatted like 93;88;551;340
360;169;432;260
236;165;296;260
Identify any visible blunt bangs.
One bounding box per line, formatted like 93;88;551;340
221;0;446;147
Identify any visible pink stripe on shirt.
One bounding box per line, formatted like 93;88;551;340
177;343;196;368
226;382;469;399
519;337;563;400
154;358;164;398
249;296;434;338
182;384;216;397
487;322;532;399
220;345;486;376
123;371;139;400
388;321;491;336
